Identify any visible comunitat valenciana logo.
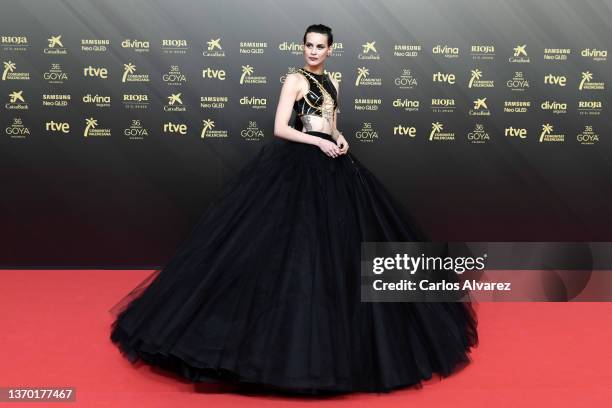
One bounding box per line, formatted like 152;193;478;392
372;253;487;275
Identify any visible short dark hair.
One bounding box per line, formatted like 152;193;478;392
303;24;333;46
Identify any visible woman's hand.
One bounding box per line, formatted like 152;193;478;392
317;138;342;158
336;134;349;155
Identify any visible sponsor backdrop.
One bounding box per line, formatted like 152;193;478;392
1;0;610;266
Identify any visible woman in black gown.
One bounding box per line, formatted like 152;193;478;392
109;24;478;395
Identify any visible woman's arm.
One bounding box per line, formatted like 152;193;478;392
273;73;322;147
330;77;342;141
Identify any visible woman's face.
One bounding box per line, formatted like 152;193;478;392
303;32;332;67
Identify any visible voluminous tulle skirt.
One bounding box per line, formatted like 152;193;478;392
109;130;478;394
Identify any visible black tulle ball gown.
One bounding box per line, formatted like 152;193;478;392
109;68;478;395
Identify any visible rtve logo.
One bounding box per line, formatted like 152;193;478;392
393;125;417;137
432;71;456;84
201;67;226;80
83;65;108;79
504;127;527;139
163;122;187;135
544;74;567;87
45;121;70;133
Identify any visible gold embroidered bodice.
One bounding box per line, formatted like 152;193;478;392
293;68;338;133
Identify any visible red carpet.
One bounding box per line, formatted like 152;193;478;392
1;269;610;407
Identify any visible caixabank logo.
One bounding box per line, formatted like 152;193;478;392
5;90;28;110
202;37;225;57
358;41;380;60
44;35;67;55
468;98;490;117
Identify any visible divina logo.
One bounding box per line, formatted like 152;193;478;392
239;96;267;109
278;41;304;56
432;44;459;58
393;99;420;112
121;39;149;52
541;100;567;114
83;94;111;108
581;48;607;61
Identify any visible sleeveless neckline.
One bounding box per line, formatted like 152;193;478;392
300;67;325;77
